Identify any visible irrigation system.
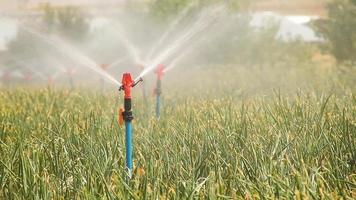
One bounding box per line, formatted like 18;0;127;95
0;3;230;179
118;73;143;178
154;64;165;119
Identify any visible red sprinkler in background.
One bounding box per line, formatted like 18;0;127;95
154;64;165;118
155;64;165;81
118;73;143;178
23;72;33;82
2;71;11;81
66;68;76;89
100;64;109;71
48;75;54;86
66;68;77;76
1;71;11;86
138;63;145;70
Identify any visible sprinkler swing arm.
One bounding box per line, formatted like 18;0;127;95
118;77;143;92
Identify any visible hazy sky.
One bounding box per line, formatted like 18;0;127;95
0;0;127;10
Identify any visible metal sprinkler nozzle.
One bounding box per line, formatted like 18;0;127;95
133;77;143;87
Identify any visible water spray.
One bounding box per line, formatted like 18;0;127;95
145;3;194;62
20;27;121;86
137;64;149;106
106;57;129;70
100;64;108;91
110;22;141;64
136;5;227;81
154;64;165;119
117;73;143;178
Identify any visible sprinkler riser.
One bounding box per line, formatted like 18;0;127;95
156;79;162;95
123;98;133;122
156;79;162;118
156;95;161;118
125;121;133;178
123;96;133;178
119;73;143;179
69;76;74;89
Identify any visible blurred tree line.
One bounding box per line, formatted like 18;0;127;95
149;0;250;21
42;4;89;41
150;0;355;68
3;0;355;71
314;0;356;66
149;0;314;68
5;4;89;69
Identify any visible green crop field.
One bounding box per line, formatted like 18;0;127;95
0;88;354;199
1;0;356;199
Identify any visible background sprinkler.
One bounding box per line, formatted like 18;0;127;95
47;75;54;86
23;72;33;82
118;73;143;178
66;68;76;89
154;64;165;119
1;71;11;86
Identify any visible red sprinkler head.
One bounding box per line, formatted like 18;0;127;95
100;64;108;70
48;76;53;84
24;74;32;81
121;73;134;98
155;64;165;80
138;64;145;70
67;68;76;76
3;71;10;81
119;73;143;98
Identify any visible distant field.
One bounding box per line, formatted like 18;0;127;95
1;0;327;16
252;0;327;16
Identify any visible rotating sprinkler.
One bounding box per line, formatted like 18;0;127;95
66;68;76;89
47;75;54;86
47;70;64;87
154;64;165;119
1;71;11;86
118;73;143;178
23;73;33;82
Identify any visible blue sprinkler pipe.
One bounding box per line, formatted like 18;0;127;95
156;94;161;118
125;120;133;176
118;73;143;178
155;64;164;119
